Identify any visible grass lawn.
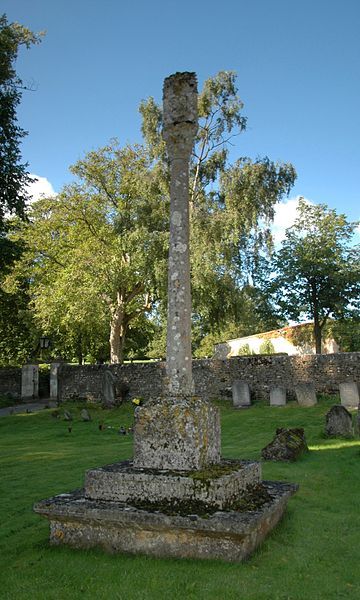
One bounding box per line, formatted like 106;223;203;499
1;396;359;600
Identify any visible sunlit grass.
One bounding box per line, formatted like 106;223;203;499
1;395;359;600
309;440;360;451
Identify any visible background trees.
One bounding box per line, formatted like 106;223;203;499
7;143;168;364
4;71;297;364
3;71;298;363
267;199;359;353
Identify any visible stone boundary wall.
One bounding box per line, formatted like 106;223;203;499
57;353;360;403
0;367;22;399
1;353;359;404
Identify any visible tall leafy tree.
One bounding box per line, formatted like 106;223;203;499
268;199;360;353
0;14;42;235
0;15;42;365
140;71;296;340
6;143;168;363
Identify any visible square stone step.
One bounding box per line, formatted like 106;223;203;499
33;481;298;562
84;459;261;510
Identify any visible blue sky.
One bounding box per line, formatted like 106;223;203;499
3;0;360;237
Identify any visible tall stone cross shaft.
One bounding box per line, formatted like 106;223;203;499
133;73;220;471
163;72;197;398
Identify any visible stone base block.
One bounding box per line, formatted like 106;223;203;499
85;460;261;510
133;398;221;470
34;481;297;562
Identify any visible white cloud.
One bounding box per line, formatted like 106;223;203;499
27;174;56;203
271;196;313;245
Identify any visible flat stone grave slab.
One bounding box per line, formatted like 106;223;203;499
339;382;359;409
33;481;298;562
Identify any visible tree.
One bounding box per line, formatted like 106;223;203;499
6;143;168;364
268;199;360;353
0;16;43;365
140;71;296;343
0;14;42;232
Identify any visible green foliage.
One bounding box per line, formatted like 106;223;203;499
268;199;360;353
328;318;360;352
5;142;168;363
0;15;43;365
0;14;43;230
259;338;275;354
194;285;283;358
4;71;295;363
140;71;296;340
237;343;255;355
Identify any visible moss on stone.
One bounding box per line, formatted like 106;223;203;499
189;462;241;482
128;484;272;518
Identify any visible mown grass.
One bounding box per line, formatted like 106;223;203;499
1;396;359;600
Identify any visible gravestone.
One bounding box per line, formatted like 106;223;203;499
270;387;286;406
102;370;116;407
295;383;317;407
339;382;359;409
21;364;39;401
261;428;308;461
34;72;297;563
232;380;251;408
325;405;353;438
50;362;62;401
81;409;91;422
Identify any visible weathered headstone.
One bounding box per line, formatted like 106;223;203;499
325;405;354;438
21;364;39;401
339;382;359;409
261;428;308;461
295;383;317;407
270;386;286;407
50;362;61;401
81;409;91;422
63;410;72;421
232;380;251;408
34;72;297;563
102;370;116;407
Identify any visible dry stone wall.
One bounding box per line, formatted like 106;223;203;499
57;353;360;403
1;353;359;404
0;367;22;399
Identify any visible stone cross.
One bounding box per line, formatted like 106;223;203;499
163;72;198;398
133;73;221;471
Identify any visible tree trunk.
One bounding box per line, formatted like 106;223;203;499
76;334;83;365
109;310;127;364
310;280;322;354
313;313;322;354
